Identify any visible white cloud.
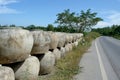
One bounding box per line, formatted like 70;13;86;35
0;0;20;14
0;6;20;14
95;11;120;28
0;0;18;6
94;21;111;28
107;11;120;24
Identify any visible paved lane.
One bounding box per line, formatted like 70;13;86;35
74;36;120;80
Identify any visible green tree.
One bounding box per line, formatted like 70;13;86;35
47;24;54;31
9;24;16;27
114;25;120;35
55;9;75;28
55;9;102;33
26;25;36;30
78;9;103;32
92;25;120;37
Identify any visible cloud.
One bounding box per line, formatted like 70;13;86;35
94;11;120;28
94;21;111;28
107;11;120;24
0;0;20;14
0;6;20;14
0;0;18;6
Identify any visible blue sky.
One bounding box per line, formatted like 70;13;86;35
0;0;120;28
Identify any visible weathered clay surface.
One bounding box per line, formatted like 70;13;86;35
74;41;79;47
65;44;70;52
65;34;70;44
60;47;66;57
0;66;15;80
12;56;40;80
47;31;58;49
55;32;66;47
67;44;73;51
31;31;51;54
53;48;61;61
40;51;55;75
68;34;73;43
0;27;33;64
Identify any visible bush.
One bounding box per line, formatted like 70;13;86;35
84;32;100;42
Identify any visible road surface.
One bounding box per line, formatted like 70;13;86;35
74;36;120;80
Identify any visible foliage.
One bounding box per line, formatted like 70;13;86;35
24;25;47;31
79;9;103;32
84;32;101;43
55;9;76;28
54;26;77;33
55;9;103;33
47;24;54;31
0;24;78;33
92;25;120;39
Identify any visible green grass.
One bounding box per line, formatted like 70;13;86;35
38;32;100;80
113;34;120;40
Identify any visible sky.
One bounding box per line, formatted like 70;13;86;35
0;0;120;28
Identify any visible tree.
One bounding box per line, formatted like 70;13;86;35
47;24;54;31
26;25;36;30
55;9;103;33
78;9;103;32
114;25;120;35
55;9;75;28
92;25;120;37
9;24;16;27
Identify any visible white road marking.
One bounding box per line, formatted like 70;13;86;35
95;40;108;80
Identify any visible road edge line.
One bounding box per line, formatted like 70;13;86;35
95;40;108;80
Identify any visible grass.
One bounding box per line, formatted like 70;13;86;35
113;34;120;40
51;44;89;80
38;32;100;80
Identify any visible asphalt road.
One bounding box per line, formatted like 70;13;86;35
74;36;120;80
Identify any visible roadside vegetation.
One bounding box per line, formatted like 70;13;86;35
92;25;120;40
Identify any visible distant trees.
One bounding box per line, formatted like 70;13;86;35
92;25;120;39
54;26;76;33
47;24;54;31
114;26;120;35
24;25;47;31
0;24;16;28
26;25;36;30
55;9;103;32
9;24;16;27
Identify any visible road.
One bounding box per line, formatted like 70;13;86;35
74;36;120;80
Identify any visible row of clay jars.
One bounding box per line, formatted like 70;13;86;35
0;41;80;80
0;27;82;64
31;31;82;55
